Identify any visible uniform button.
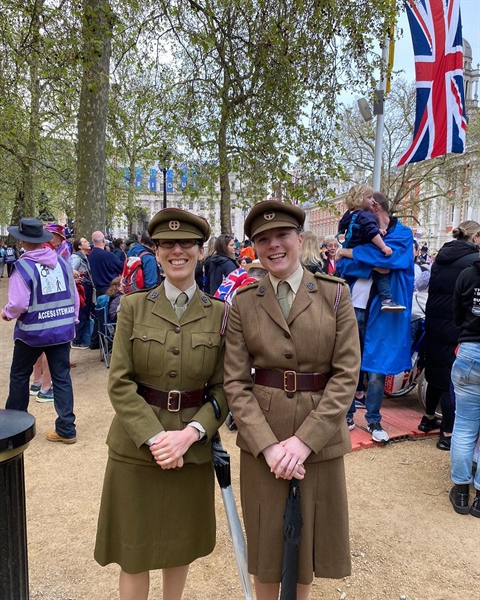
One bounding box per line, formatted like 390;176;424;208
169;371;177;378
172;348;180;355
208;340;212;346
174;326;181;333
142;334;148;340
287;393;294;399
285;353;293;359
284;332;291;339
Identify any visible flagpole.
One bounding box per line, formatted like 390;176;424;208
372;16;395;191
372;39;390;190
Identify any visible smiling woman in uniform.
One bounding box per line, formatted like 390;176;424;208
224;201;361;600
94;208;228;600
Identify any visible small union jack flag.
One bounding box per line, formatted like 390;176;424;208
398;0;466;166
214;268;258;304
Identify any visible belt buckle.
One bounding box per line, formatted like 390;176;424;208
167;390;182;412
284;371;297;393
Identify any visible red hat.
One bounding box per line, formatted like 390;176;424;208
44;223;66;239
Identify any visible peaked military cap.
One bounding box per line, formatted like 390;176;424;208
244;200;305;240
148;208;210;242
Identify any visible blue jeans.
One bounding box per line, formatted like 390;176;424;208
372;271;391;302
5;340;76;439
450;343;480;490
347;307;386;424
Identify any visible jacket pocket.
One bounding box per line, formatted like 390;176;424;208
130;325;167;375
186;332;221;380
253;385;273;412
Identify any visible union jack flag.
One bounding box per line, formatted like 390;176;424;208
214;268;257;304
398;0;466;166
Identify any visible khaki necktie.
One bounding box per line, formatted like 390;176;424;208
175;292;188;319
277;281;291;320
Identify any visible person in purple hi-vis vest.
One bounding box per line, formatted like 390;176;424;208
2;218;80;444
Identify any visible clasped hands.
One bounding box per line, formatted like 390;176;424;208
149;427;199;470
263;436;311;481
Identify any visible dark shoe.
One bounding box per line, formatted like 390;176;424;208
89;344;100;350
346;417;355;431
380;300;407;312
418;415;441;432
449;485;470;515
36;387;54;403
437;433;451;451
470;494;480;518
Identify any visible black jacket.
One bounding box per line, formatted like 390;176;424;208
424;240;479;389
208;253;237;295
453;259;480;343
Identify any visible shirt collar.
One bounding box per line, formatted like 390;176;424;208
269;264;304;295
164;280;197;306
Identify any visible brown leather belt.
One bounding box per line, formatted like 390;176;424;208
254;369;331;393
136;383;205;412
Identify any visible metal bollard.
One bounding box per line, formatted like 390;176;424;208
0;409;36;600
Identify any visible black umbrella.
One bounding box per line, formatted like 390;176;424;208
280;478;303;600
212;434;253;600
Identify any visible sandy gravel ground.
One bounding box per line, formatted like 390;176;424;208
1;280;479;599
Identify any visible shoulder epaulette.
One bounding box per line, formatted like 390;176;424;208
235;280;261;295
314;272;346;285
204;292;225;303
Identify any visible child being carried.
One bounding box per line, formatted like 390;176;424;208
337;184;406;313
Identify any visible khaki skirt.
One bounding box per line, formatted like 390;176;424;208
240;450;351;584
94;456;215;573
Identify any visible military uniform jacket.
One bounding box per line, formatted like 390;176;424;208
224;269;361;463
106;283;228;466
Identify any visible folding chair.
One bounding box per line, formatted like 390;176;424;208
94;303;116;368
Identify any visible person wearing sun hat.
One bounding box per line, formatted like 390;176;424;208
44;222;71;259
94;207;228;599
2;218;79;444
223;200;360;599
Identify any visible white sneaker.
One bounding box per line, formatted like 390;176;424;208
368;422;389;443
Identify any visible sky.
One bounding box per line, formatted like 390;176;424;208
392;0;480;83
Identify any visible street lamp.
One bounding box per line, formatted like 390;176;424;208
159;147;173;209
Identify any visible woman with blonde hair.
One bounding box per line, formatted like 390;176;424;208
300;231;323;273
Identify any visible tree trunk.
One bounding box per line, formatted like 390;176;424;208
218;94;231;233
75;0;112;238
23;0;42;218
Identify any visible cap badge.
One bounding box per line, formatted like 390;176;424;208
263;211;275;221
169;220;180;230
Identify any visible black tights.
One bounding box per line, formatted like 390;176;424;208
425;383;455;433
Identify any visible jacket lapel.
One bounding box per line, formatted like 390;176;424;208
287;272;315;324
258;278;290;332
149;284;207;326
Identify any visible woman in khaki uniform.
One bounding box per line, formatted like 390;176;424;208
224;201;361;600
94;209;228;600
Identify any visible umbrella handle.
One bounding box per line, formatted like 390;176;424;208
206;395;221;419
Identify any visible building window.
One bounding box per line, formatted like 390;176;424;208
189;202;194;211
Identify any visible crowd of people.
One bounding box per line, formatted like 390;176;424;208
2;189;480;599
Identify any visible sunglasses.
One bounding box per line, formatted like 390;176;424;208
155;239;201;249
